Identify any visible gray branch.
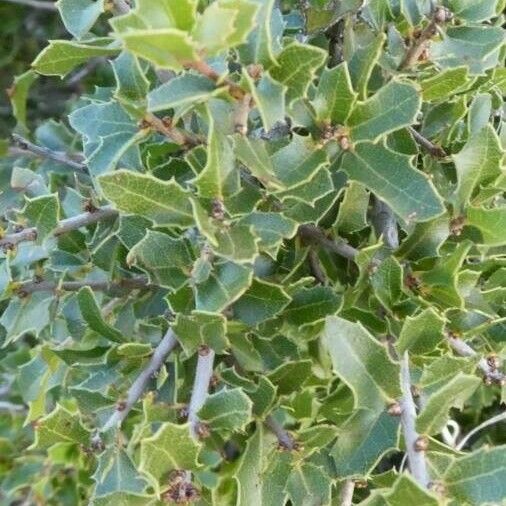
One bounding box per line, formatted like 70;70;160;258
11;134;87;172
0;0;56;10
371;197;399;250
102;329;179;431
264;415;295;450
0;206;118;249
339;480;355;506
400;352;430;488
298;225;358;261
456;411;506;451
188;348;215;439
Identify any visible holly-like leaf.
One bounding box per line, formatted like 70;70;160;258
127;230;194;290
198;388;252;433
347;80;421;142
444;446;506;504
269;42;326;102
98;170;194;227
340;142;445;223
452;125;503;210
322;316;401;410
267;360;312;395
465;206;506;246
370;256;403;310
69;101;143;175
396;308;446;355
417;373;481;435
20;194;60;241
78;287;126;343
139;422;201;490
286;463;331;506
31;404;91;450
57;0;106;39
313;62;357;125
420;67;470;102
332;408;400;477
111;51;149;112
32;39;120;77
8;70;38;133
233;278;291;326
173;311;228;356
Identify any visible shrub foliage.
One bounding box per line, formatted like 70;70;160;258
1;0;506;504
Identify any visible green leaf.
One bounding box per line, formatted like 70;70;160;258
69;101;143;175
267;360;312;395
213;225;260;263
32;39;119;77
127;230;194;290
416;373;481;435
332;408;399;477
93;449;148;498
31;405;91;450
322;316;401;410
334;181;369;233
371;256;403;310
313;62;357;125
238;0;283;67
194;261;252;312
284;286;340;326
363;474;440;506
57;0;106;39
448;0;503;23
347;80;421;142
286;463;331;506
147;73;216;113
232;278;291;326
452;125;503;210
8;70;38;133
98;170;194;227
111;51;149;112
348;32;385;99
444;446;506;504
139;422;201;490
465;206;506;246
396;308;446;355
420;67;470;102
78;287;125;343
173;311;228;356
194;105;238;199
269;42;326;102
243;71;286;131
20;194;60;241
340;142;445;223
430;26;505;74
198;388;252;433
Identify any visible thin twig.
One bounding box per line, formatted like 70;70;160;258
102;329;179;431
0;401;26;412
407;127;447;158
17;276;150;295
233;93;252;135
456;411;506;450
187;347;215;439
112;0;130;15
308;249;327;285
400;352;430;488
11;134;87;172
144;113;202;147
0;206;118;249
447;335;505;384
66;58;107;87
371;197;399;249
399;7;449;70
298;225;358;261
264;414;296;450
339;479;355;506
0;0;56;10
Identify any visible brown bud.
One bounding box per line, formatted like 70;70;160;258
429;480;446;495
387;402;402;416
339;135;351;151
211;199;225;221
198;344;211;356
116;400;127;412
354;479;368;489
247;63;263;80
411;385;420;398
195;422;211;439
483;375;493;386
486;354;500;371
209;373;219;388
414;435;429;452
137;118;151;130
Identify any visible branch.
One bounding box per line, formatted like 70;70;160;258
447;335;505;384
371;197;399;249
400;352;430;488
399;7;449;70
111;0;130;15
456;411;506;451
187;346;215;439
144;113;202;148
298;225;358;261
407;127;447;158
0;0;56;10
102;328;179;431
264;414;296;450
307;249;327;285
0;206;118;249
339;480;355;506
0;401;26;412
11;134;87;172
233;93;252;135
16;276;150;296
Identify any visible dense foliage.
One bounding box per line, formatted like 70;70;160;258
1;0;505;504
